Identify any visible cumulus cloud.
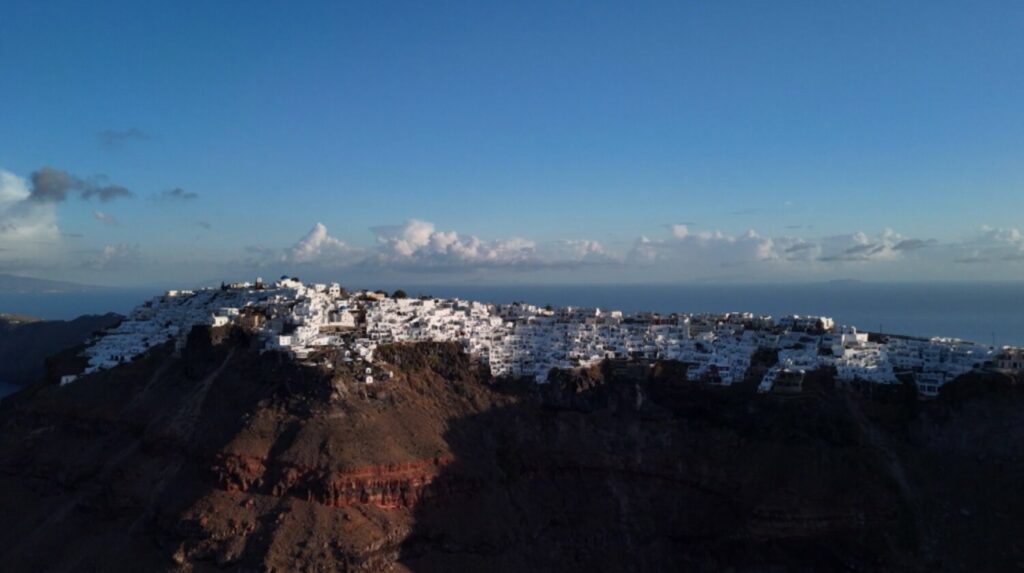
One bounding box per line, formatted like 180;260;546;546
93;210;118;226
231;220;1024;284
630;224;778;267
783;240;816;255
979;226;1023;244
669;224;691;239
0;170;60;245
797;229;937;263
818;230;903;262
619;224;957;280
98;128;150;148
266;220;611;274
28;167;134;203
1;168;141;275
369;219;537;268
154;187;198;201
548;239;618;264
951;225;1024;264
283;223;362;265
271;220;962;280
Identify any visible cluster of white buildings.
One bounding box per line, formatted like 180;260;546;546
757;326;996;397
67;278;1016;398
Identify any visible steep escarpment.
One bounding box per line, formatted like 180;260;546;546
0;329;1022;572
402;364;905;572
0;329;509;572
0;312;122;387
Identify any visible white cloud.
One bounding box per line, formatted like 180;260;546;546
283;222;362;265
669;224;691;239
629;225;778;267
0;171;28;205
760;229;936;264
265;221;613;276
370;219;537;268
617;224;960;281
817;229;911;262
0;169;60;249
5;180;1023;285
978;225;1023;246
549;239;617;264
270;221;964;282
951;225;1024;263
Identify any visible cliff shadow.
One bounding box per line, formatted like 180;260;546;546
0;326;336;571
397;361;923;573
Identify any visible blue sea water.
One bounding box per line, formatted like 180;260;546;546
396;282;1024;347
1;282;1022;347
0;289;153;321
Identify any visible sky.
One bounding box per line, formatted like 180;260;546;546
1;0;1023;287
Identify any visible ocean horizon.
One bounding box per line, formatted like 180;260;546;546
2;281;1022;347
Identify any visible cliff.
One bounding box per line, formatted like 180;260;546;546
0;327;1021;572
0;313;122;387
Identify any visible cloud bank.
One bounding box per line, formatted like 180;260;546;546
264;220;618;277
4;162;1024;285
250;220;1024;284
0;167;135;276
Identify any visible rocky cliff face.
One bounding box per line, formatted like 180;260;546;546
0;312;122;387
0;327;1021;572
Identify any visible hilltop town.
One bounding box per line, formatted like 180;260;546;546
9;277;1024;572
67;277;1022;398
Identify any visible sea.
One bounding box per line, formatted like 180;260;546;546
396;282;1024;347
1;282;1022;347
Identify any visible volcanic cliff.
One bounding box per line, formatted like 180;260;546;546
0;312;122;387
0;326;1021;572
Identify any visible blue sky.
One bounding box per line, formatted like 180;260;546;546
1;1;1023;286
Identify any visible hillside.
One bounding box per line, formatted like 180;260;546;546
0;327;1021;571
0;313;122;387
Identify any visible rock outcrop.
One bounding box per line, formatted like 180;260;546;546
0;327;1021;572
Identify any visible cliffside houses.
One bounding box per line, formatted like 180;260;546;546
996;348;1024;372
73;278;1007;397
